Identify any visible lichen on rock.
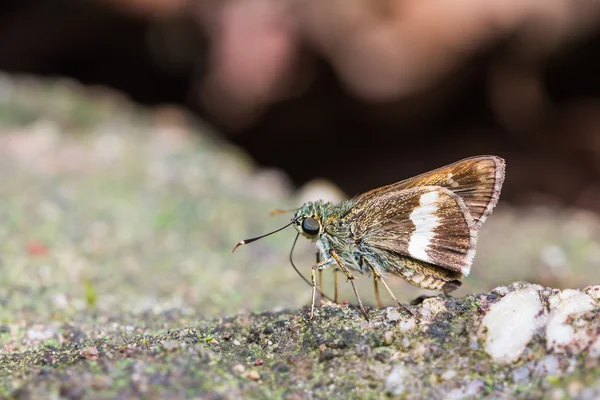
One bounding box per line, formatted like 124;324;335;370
2;282;599;399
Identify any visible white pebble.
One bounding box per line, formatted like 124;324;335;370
233;364;245;374
386;308;402;322
546;290;595;353
385;364;408;395
481;288;543;364
441;370;457;381
399;317;416;333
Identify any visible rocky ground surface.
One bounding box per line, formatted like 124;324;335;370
0;75;599;399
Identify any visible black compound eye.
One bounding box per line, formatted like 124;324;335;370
301;217;320;236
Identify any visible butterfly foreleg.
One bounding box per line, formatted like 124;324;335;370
316;251;341;304
310;256;335;320
329;250;370;321
316;252;325;301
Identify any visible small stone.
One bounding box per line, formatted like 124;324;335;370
263;326;274;334
233;339;241;346
441;370;457;381
481;288;543;364
546;290;595;353
386;308;402;322
385;364;408;395
246;370;260;381
43;353;57;365
233;364;245;374
254;359;264;366
399;318;416;333
383;331;394;346
81;346;99;361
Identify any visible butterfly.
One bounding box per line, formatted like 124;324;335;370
233;156;505;320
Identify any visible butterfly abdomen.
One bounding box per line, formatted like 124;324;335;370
371;251;463;291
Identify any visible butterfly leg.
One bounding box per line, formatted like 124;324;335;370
328;250;370;321
310;257;332;320
360;256;383;308
333;268;339;303
317;251;341;304
366;261;414;315
316;252;326;300
310;266;318;320
373;276;384;308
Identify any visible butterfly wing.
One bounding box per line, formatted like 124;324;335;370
347;186;477;275
355;156;505;231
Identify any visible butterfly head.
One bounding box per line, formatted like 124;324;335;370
293;201;326;239
231;200;330;253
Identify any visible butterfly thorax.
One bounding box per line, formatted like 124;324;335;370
294;200;354;237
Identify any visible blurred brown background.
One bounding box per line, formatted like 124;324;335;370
2;0;600;208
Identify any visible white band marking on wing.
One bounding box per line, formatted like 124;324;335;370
408;191;440;262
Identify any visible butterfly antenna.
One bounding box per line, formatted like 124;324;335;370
232;220;295;252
